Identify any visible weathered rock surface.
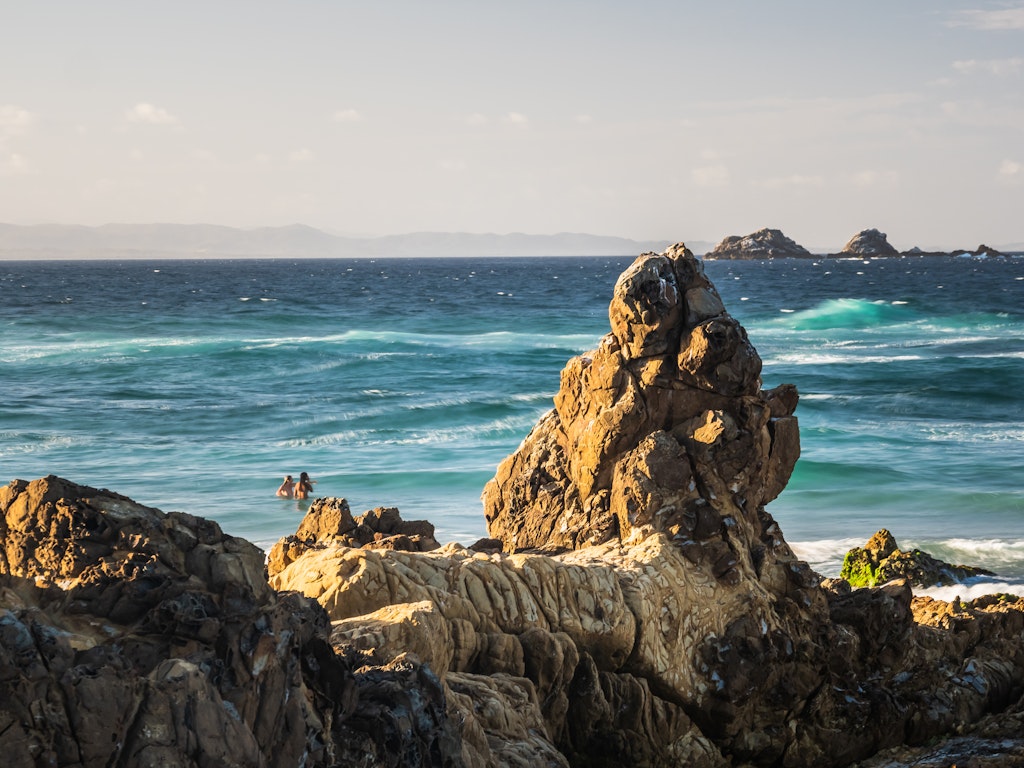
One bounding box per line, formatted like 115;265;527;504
839;228;899;257
267;496;441;575
0;475;467;767
705;228;813;259
483;243;800;559
841;529;995;588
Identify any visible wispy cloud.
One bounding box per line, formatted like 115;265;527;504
0;105;33;135
947;6;1024;30
466;113;488;126
0;152;29;175
503;112;529;125
693;92;923;117
691;165;730;187
850;170;900;188
331;108;364;123
125;102;179;125
999;158;1022;181
953;57;1024;75
288;148;314;164
751;174;824;190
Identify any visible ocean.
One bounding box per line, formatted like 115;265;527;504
2;254;1022;598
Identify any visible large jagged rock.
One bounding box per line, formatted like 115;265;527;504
0;475;464;767
705;228;813;259
483;243;800;560
841;529;995;588
839;228;899;257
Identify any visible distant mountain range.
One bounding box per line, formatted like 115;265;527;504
0;223;702;259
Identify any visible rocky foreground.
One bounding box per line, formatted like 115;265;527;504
3;245;1024;767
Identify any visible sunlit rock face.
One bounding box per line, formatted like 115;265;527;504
705;228;813;259
840;228;899;257
482;244;801;589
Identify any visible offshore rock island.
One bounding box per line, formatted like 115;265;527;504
705;227;1016;259
3;245;1024;767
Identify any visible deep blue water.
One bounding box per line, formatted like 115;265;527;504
2;254;1022;595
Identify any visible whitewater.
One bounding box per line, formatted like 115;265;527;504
2;254;1021;596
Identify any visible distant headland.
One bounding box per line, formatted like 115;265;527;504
0;223;680;260
0;222;1021;260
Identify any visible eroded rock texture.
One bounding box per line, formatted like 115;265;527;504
0;475;461;767
483;243;801;561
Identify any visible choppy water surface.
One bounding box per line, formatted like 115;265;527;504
2;255;1022;592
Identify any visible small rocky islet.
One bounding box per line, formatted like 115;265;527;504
704;226;1012;259
3;245;1024;767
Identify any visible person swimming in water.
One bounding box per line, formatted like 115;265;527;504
276;475;295;498
294;471;316;500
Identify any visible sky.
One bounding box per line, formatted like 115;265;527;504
2;1;1023;250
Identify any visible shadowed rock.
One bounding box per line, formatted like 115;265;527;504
0;475;464;767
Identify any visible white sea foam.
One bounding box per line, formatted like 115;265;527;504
920;424;1024;443
762;352;926;365
789;538;863;576
0;433;89;457
915;580;1024;601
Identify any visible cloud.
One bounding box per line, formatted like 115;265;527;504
288;148;314;164
466;113;488;126
125;102;179;125
574;114;593;124
999;159;1022;180
751;174;824;190
953;57;1024;75
691;165;730;187
1;152;29;175
850;170;900;188
503;112;529;125
332;108;364;123
948;6;1024;30
0;105;33;135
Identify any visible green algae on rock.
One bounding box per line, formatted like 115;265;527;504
841;529;995;588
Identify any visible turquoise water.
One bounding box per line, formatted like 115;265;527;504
2;255;1022;594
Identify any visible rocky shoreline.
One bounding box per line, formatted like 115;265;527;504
3;245;1024;767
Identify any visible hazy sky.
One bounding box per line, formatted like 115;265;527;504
2;1;1023;248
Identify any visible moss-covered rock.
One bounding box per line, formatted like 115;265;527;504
840;529;995;589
